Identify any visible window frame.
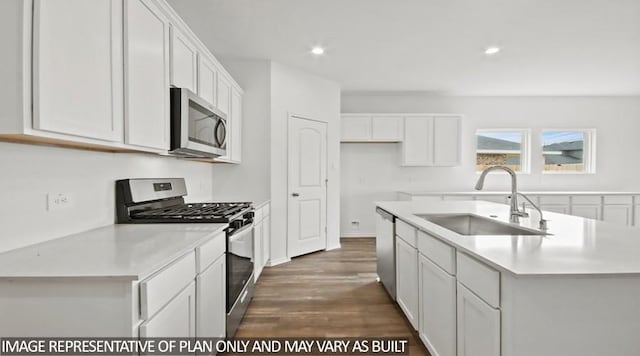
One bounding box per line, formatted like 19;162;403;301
540;128;596;174
475;128;531;174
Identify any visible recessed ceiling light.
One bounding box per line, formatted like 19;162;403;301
484;47;501;55
311;46;325;55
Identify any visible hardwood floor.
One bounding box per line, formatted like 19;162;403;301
236;238;430;355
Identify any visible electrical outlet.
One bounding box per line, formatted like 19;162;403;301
350;220;360;230
47;193;71;211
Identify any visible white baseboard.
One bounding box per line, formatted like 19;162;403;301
341;232;375;238
265;257;290;267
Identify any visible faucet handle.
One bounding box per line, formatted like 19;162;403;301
519;202;530;217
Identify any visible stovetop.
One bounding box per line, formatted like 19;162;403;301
130;202;252;223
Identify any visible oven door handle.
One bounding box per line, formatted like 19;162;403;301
229;223;253;241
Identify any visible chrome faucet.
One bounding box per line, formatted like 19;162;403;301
475;166;528;223
517;193;548;231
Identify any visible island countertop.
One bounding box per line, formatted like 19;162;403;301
376;200;640;276
0;223;228;280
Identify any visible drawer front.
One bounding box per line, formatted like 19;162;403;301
396;219;417;247
538;195;569;204
417;231;455;274
456;252;500;308
196;232;226;273
254;207;263;222
141;251;196;319
571;195;602;204
604;196;633;205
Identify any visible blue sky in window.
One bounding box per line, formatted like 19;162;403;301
477;131;521;143
543;131;584;145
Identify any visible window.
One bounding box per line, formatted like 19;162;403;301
476;130;529;173
542;130;595;173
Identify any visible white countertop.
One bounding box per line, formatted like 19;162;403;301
377;200;640;276
399;190;640;196
0;224;228;280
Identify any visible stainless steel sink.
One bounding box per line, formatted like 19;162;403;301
416;213;549;236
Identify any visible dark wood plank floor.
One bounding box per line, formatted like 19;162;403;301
236;238;430;355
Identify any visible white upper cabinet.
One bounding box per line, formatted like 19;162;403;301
433;116;461;166
229;87;243;162
340;115;403;142
124;0;170;150
197;55;218;106
32;0;123;142
216;74;232;117
341;115;371;141
169;25;198;92
402;116;434;166
402;116;461;167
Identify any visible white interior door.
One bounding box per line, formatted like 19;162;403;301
287;115;328;258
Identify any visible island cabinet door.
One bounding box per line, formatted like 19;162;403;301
140;282;196;337
419;255;456;356
457;283;500;356
396;237;419;330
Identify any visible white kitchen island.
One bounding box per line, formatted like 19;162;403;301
0;224;228;338
377;200;640;356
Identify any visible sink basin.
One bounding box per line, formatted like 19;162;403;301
416;213;549;236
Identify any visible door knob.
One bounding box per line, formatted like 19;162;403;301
292;193;300;197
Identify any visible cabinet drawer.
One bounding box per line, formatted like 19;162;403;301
538;195;569;204
417;231;455;275
604;196;633;205
396;219;417;247
141;252;196;319
456;252;500;308
571;195;601;204
196;232;226;273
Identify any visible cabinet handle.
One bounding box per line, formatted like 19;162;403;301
292;193;300;197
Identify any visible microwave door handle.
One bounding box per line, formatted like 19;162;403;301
215;119;227;148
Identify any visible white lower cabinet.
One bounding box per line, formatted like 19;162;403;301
603;205;633;226
253;219;264;281
140;281;196;337
571;205;601;220
196;255;226;338
456;283;500;356
396;236;419;329
419;255;456;356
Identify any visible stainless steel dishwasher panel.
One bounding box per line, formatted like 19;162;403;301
376;208;396;300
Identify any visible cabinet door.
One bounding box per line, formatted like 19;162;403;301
196;256;226;338
198;56;218;106
371;116;403;141
572;205;601;220
603;205;633;226
217;75;232;116
124;0;170;150
419;255;456;356
402;117;434;166
457;283;500;356
396;237;419;329
33;0;123;141
140;281;196;337
169;26;198;92
229;88;243;162
253;220;263;282
341;116;371;141
635;205;640;227
433;117;461;166
262;217;271;266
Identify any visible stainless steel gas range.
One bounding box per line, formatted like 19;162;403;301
115;178;254;338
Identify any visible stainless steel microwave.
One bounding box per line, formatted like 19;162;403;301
169;88;227;158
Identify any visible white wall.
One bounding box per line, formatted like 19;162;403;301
0;143;214;253
206;58;271;203
270;62;341;264
341;93;640;236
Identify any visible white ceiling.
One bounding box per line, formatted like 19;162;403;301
167;0;640;95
